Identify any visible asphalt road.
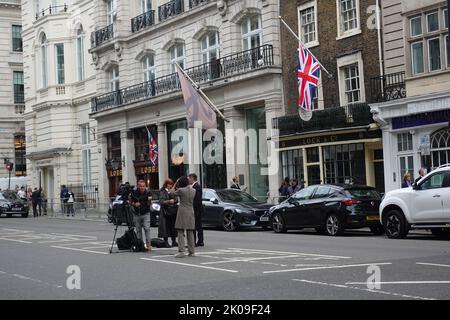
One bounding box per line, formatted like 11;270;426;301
0;215;449;300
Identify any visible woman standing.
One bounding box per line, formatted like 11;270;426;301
158;179;178;248
401;172;412;188
169;176;196;258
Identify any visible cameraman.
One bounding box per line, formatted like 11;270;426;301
129;180;152;252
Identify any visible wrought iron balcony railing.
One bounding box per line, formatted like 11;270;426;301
273;103;374;136
91;44;274;113
35;4;68;20
370;71;406;103
158;0;184;22
189;0;210;9
131;10;155;33
91;24;114;48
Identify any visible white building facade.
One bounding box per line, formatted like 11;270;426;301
370;0;450;192
89;0;284;202
0;0;26;183
22;0;99;205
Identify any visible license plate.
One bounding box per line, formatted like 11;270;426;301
260;216;269;222
12;208;22;211
366;215;379;221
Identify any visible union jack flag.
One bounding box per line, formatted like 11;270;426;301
146;126;158;166
297;46;320;111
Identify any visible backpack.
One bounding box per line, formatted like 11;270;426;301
116;229;146;252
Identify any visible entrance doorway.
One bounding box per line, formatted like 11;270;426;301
307;165;321;185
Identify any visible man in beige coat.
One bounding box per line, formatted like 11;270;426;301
169;176;196;258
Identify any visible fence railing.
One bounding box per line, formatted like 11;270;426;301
370;71;406;103
35;4;68;20
131;10;155;33
189;0;210;9
158;0;184;22
91;24;114;48
91;44;274;113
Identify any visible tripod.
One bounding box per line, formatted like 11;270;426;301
109;203;135;254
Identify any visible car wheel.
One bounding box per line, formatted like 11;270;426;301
325;214;344;236
223;211;239;231
272;212;287;233
383;210;408;239
370;226;385;235
430;228;450;238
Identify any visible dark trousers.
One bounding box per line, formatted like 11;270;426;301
32;202;41;217
194;210;204;244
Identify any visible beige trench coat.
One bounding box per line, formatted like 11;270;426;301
169;186;196;230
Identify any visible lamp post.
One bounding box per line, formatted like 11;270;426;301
4;160;13;190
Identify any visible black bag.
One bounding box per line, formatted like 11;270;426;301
150;238;168;248
164;204;178;216
116;229;146;252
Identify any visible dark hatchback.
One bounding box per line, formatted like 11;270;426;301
0;191;29;218
202;189;273;231
262;184;383;236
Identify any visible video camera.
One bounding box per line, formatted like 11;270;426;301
116;182;134;201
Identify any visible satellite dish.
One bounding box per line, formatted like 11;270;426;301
299;108;312;121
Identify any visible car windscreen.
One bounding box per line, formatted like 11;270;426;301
216;190;259;203
345;189;381;200
1;192;20;201
0;193;6;200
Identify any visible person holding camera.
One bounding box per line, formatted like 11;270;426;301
169;176;196;258
130;180;153;252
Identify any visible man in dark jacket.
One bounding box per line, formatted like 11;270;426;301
188;173;204;247
130;180;152;251
31;188;42;217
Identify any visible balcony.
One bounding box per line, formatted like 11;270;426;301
91;44;274;113
273;103;374;136
189;0;210;9
158;0;184;22
370;71;406;103
131;10;155;33
14;105;25;115
91;24;114;48
35;4;68;20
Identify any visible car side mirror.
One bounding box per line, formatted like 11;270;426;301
210;198;219;204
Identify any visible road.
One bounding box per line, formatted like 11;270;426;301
0;215;449;300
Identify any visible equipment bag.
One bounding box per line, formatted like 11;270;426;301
150;238;168;248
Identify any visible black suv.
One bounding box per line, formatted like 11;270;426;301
0;191;29;218
263;184;383;236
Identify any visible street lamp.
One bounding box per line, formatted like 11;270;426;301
105;157;125;170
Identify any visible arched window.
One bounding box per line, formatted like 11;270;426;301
241;15;262;50
76;26;85;81
200;31;219;64
170;43;186;72
430;128;450;169
143;54;155;81
40;33;48;88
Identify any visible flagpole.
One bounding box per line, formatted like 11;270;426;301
278;16;332;77
174;62;230;123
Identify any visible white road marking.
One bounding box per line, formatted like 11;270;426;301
51;246;108;255
0;269;63;288
201;254;313;265
263;262;392;274
140;257;239;273
0;237;32;244
228;247;352;259
293;279;435;300
346;281;450;285
416;262;450;269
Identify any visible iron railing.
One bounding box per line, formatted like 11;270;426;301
370;71;406;103
67;184;99;210
273;103;374;136
35;4;68;20
131;10;155;33
189;0;210;9
91;24;114;48
158;0;184;22
91;44;274;113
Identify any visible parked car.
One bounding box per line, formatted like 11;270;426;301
380;164;450;239
0;190;29;218
262;184;383;236
202;188;273;231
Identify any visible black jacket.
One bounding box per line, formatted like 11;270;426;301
130;189;151;215
31;190;41;204
191;182;203;214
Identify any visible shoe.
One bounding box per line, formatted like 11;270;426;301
196;242;204;247
164;242;171;248
188;252;195;257
175;252;186;258
171;241;178;247
146;243;152;252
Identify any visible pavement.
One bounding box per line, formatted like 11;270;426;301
0;215;449;300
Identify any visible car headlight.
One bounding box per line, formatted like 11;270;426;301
152;203;161;211
235;208;252;214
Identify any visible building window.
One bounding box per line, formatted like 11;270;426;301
35;0;40;17
12;25;22;52
80;125;91;185
298;2;318;47
170;43;186;72
55;43;65;84
109;67;119;91
444;9;448;29
428;37;441;71
13;71;24;104
430;128;450;170
143;55;155;81
141;0;152;13
280;149;305;182
201;32;219;64
411;41;424;74
343;64;360;104
446;35;450;68
337;0;360;38
323;144;366;185
107;0;117;25
426;11;439;32
241;15;262;50
40;33;48;88
76;27;85;81
167;119;189;181
410;15;422;37
14;135;26;177
399;155;414;183
397;132;413;152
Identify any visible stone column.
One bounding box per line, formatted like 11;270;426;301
157;122;169;185
97;134;109;202
224;108;247;189
120;130;136;186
